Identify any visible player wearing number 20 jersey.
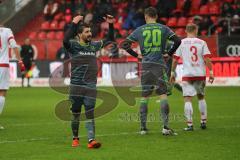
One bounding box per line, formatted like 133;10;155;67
171;23;214;131
121;7;181;135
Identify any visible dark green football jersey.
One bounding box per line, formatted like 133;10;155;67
67;40;103;85
127;23;175;64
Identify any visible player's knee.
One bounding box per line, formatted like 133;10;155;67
184;96;192;102
0;90;7;97
197;94;204;100
160;94;168;100
85;106;94;119
72;112;80;121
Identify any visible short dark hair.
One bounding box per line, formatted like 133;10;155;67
186;23;198;33
77;23;91;34
144;7;158;18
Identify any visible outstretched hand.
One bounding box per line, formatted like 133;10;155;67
103;15;115;24
72;15;84;24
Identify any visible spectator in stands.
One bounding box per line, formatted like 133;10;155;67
235;2;240;16
157;0;177;17
218;19;229;35
43;0;59;21
193;16;203;35
64;8;72;23
199;16;214;35
182;0;192;16
200;0;208;7
63;8;72;32
56;46;69;60
20;38;34;87
221;2;235;17
231;15;240;34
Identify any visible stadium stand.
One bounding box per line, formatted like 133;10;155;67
14;0;240;60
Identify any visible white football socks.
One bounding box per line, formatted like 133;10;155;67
0;96;6;114
184;102;193;126
198;99;207;123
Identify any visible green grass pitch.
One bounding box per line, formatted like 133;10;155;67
0;87;239;160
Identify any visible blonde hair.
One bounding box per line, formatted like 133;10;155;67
185;23;198;33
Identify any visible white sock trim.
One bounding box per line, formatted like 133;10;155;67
0;96;6;114
198;99;207;122
184;102;193;125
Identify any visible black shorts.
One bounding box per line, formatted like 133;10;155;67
23;61;32;71
69;84;97;113
141;62;168;97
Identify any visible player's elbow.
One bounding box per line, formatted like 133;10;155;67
174;36;182;48
120;40;131;51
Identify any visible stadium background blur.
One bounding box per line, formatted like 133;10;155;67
1;1;240;159
1;0;240;87
0;0;239;85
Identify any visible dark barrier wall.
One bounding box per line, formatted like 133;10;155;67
218;36;240;57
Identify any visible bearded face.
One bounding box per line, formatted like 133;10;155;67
79;27;92;43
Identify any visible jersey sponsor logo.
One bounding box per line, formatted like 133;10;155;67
78;51;95;56
226;45;240;57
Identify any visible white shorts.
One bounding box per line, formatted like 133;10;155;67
0;67;10;90
182;80;205;97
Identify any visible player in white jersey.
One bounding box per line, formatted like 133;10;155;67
170;23;214;131
0;25;25;129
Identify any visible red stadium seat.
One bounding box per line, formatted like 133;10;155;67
41;21;50;30
29;32;37;39
209;5;220;15
46;41;62;60
160;17;168;24
187;17;194;23
177;17;187;27
46;31;56;39
37;32;47;40
167;17;177;27
191;0;201;9
201;30;207;36
59;21;66;30
65;14;72;23
175;28;185;37
177;0;185;9
199;5;209;15
50;21;59;30
215;27;223;34
190;0;201;15
31;40;46;60
55;31;64;40
211;16;218;25
225;0;233;3
54;13;64;21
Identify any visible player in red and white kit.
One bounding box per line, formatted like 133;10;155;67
0;25;25;129
170;23;214;131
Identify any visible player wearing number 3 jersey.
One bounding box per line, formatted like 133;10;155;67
120;7;181;136
170;23;214;131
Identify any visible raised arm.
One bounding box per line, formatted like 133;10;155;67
63;15;83;49
102;15;115;46
167;35;181;56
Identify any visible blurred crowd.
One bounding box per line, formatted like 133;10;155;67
42;0;240;38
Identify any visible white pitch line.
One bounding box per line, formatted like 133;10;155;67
5;115;240;127
0;125;240;144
